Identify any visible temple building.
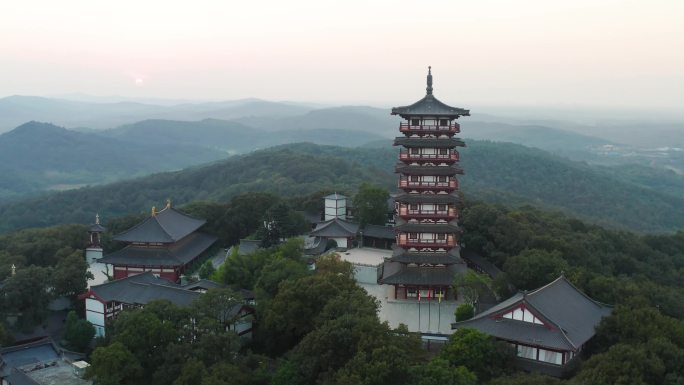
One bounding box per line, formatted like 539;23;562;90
379;67;469;300
99;201;217;282
86;214;110;287
81;272;253;338
451;275;612;376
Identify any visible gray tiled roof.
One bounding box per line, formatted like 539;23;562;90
394;137;466;148
460;249;503;278
395;164;463;176
392;94;470;118
452;276;612;351
89;272;200;306
182;279;225;291
362;224;395;240
238;239;262;256
114;207;206;243
100;232;217;267
390;245;461;264
395;220;459;233
394;192;461;205
380;264;464;286
310;218;359;237
89;223;106;233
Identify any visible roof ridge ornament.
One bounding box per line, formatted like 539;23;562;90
151;206;157;217
426;66;433;95
95;213;100;225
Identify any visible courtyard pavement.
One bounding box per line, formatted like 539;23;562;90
338;247;461;335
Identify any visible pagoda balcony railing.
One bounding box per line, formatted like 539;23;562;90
398;179;459;190
398;207;457;219
397;235;457;248
400;122;460;134
399;151;459;162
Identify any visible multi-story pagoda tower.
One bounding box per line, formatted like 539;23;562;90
380;67;469;301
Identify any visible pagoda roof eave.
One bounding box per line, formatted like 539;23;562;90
391;94;470;118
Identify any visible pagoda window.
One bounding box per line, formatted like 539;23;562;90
439;148;449;155
407;287;417;298
436;233;446;240
439;119;448;126
423;119;436;126
410;175;419;182
438;176;447;183
410;148;420;154
438;204;447;211
409;232;418;239
409;204;418;211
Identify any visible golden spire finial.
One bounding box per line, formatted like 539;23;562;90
165;199;172;209
151;206;157;217
11;264;16;276
95;213;100;225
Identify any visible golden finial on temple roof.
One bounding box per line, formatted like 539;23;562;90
166;199;172;209
151;206;157;217
95;213;100;225
11;264;16;276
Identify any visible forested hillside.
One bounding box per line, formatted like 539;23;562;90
0;141;682;233
0;122;226;200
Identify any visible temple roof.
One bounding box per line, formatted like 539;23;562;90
394;137;465;148
380;263;464;286
391;68;470;118
362;224;395;240
395;220;459;233
310;218;359;237
113;206;206;243
87;272;200;307
99;232;217;267
452;275;612;351
237;239;262;256
390;245;461;264
396;164;463;176
394;192;461;205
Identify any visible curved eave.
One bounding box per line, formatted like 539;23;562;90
396;165;463;176
395;222;460;233
394;193;461;205
394;137;466;148
391;94;470;118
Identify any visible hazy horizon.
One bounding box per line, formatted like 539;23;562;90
2;0;683;110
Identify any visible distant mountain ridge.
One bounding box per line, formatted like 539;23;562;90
0;121;227;200
0;141;682;234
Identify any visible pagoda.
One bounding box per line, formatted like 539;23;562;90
99;200;217;282
379;67;469;301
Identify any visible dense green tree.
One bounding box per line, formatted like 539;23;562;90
569;339;684;385
255;257;310;300
409;359;477;385
489;373;560;385
0;265;52;329
173;358;208;385
111;310;179;371
64;310;95;352
454;304;474;321
453;270;493;306
87;342;144;385
353;183;390;226
0;324;14;346
191;288;243;332
440;328;515;381
503;249;569;290
53;249;93;297
197;260;215;279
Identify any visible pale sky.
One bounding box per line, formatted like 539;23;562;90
1;0;682;109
